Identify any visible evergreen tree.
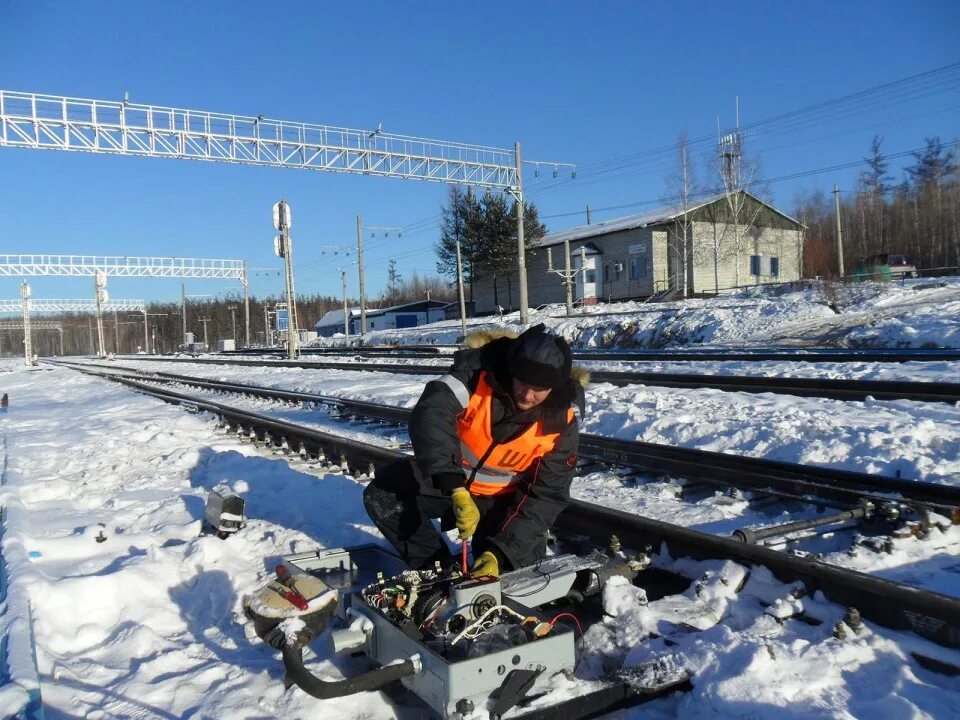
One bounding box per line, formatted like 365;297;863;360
907;137;956;188
475;193;547;309
383;259;403;306
860;135;891;196
436;186;548;310
858;135;891;252
435;187;483;300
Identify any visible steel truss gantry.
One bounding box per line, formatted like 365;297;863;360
0;254;249;346
0;91;518;189
0;298;145;313
0;320;62;330
0;254;243;279
0;90;575;324
0;320;63;359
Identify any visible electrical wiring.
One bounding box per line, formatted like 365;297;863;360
548;612;583;638
450;604;528;645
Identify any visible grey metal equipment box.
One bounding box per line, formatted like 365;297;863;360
203;491;245;535
285;545;581;719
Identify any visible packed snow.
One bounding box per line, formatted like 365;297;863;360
2;281;959;719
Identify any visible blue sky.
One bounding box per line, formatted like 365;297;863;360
1;0;958;304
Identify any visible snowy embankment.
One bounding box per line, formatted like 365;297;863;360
2;364;960;718
309;277;960;350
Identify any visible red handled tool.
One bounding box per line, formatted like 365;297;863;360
461;541;469;575
275;564;309;611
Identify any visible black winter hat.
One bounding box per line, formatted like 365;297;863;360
509;324;572;390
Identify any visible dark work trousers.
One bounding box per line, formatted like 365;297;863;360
363;458;533;570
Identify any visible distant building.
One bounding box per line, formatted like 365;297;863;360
471;190;804;314
363;300;448;332
314;300;449;337
314;307;362;338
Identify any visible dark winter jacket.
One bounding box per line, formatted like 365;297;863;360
408;329;588;570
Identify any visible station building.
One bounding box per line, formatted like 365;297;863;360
471;190;804;314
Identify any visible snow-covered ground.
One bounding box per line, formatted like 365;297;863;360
2;280;959;718
2;363;959;719
308;277;960;350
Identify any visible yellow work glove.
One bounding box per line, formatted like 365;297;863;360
451;487;480;540
471;551;499;578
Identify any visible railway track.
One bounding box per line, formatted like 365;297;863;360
109;354;960;404
226;345;960;363
52;359;960;657
53;360;960;518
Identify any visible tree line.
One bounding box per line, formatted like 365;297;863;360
2;271;457;357
795;136;958;278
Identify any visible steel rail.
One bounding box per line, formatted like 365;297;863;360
111;354;960;403
51;360;960;517
51;362;960;650
229;346;960;363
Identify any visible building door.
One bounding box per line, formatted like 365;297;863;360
395;314;418;328
575;254;598;304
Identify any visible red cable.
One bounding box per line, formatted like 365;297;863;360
549;612;583;637
461;541;469;574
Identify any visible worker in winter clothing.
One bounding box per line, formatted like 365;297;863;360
363;324;587;578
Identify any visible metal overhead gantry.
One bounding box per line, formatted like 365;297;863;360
0;90;574;325
0;298;145;312
0;254;250;347
0;319;64;357
0;297;147;356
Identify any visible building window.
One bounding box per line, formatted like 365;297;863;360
750;255;780;277
584;269;596;283
629;258;647;279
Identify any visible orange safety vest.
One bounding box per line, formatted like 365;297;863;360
457;372;574;496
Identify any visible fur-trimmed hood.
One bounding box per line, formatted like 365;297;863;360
464;327;589;388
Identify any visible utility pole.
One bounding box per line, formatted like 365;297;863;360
586;204;592;225
356;213;366;338
547;240;575;317
263;304;271;347
93;271;107;358
242;259;251;348
834;184;845;278
512;141;529;326
113;310;120;354
20;281;32;366
199;317;211;350
181;282;188;347
228;305;238;342
339;268;350;340
141;312;166;354
455;237;468;339
273;199;298;359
